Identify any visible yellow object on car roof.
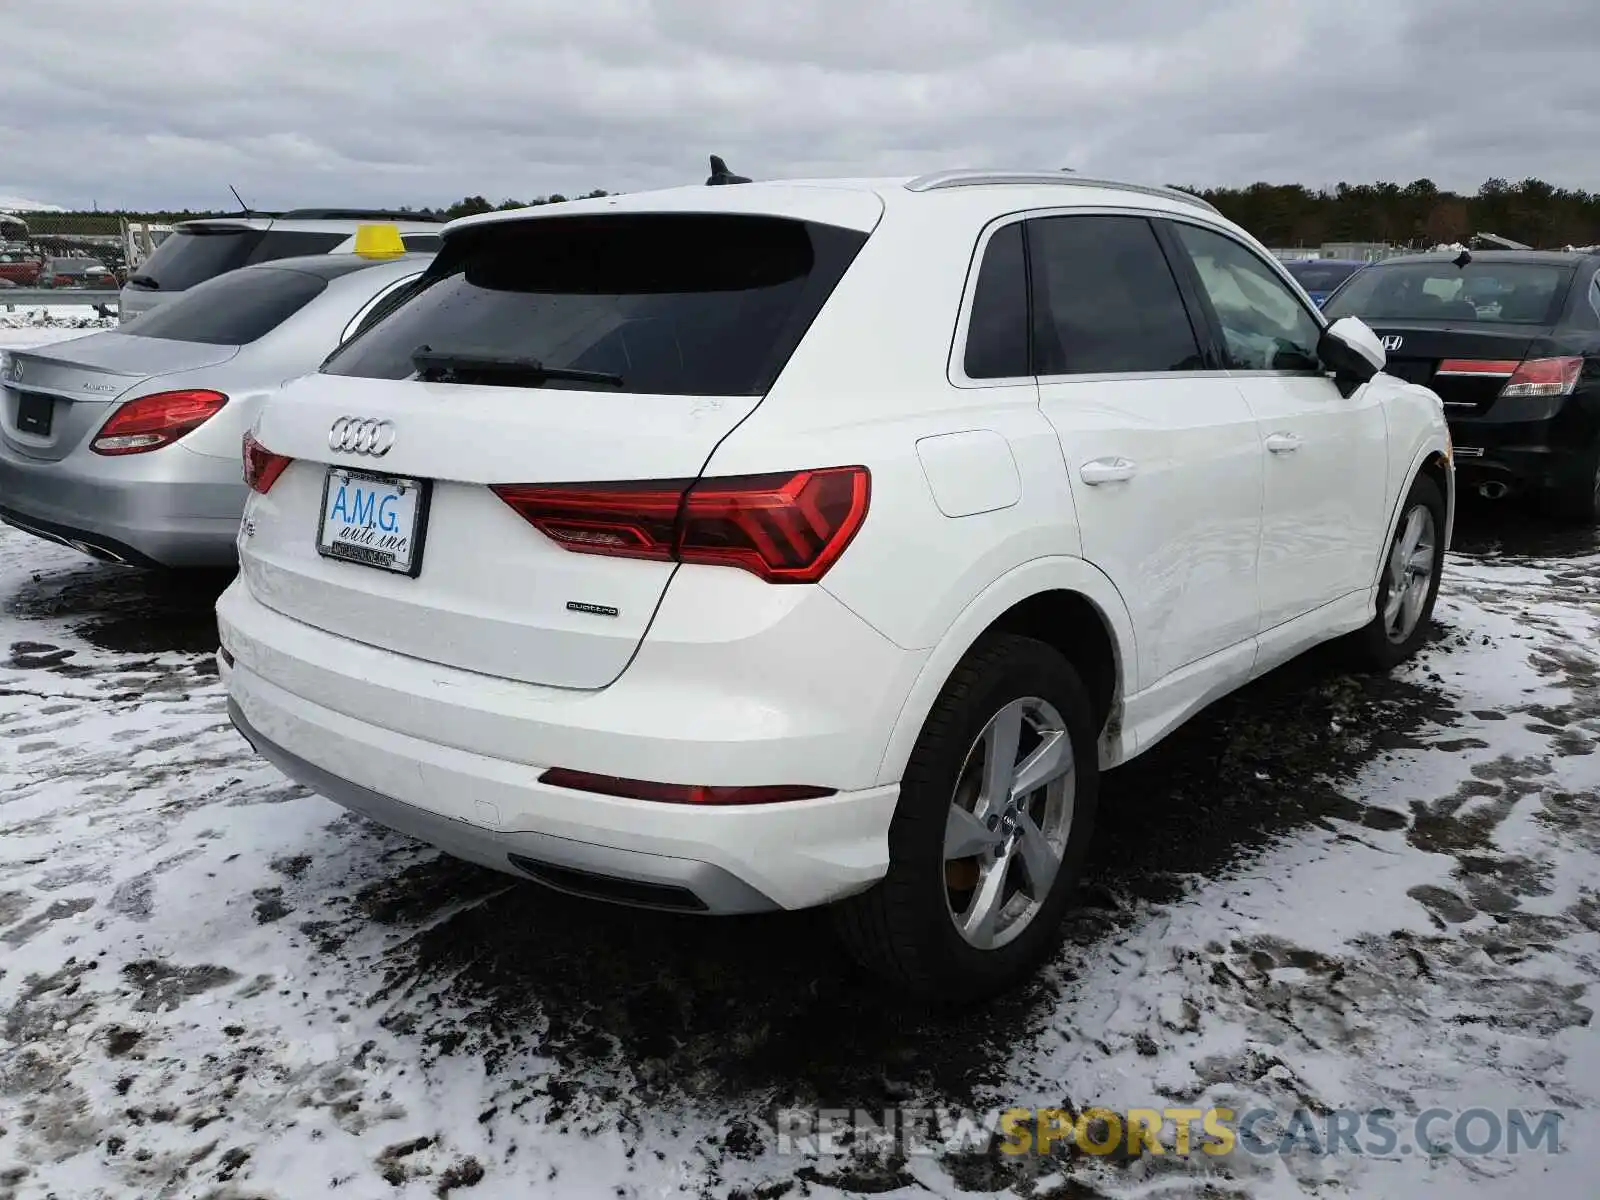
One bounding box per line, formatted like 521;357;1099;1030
353;224;406;259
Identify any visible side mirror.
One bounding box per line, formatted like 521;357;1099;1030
1318;315;1384;387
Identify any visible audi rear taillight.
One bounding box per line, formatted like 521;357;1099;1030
539;767;835;805
1437;356;1583;399
242;431;292;494
91;389;227;455
493;465;870;584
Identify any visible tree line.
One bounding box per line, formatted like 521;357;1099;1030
14;178;1600;249
1183;178;1599;249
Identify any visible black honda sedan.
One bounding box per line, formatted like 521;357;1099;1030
1323;250;1600;520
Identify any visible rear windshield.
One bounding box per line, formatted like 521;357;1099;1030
247;230;347;263
119;267;327;345
131;227;345;292
132;227;263;291
321;213;869;395
1323;261;1572;325
1284;261;1364;292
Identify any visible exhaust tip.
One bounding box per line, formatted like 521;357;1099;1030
1477;481;1510;500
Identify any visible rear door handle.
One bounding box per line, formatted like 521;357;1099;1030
1080;456;1138;485
1265;432;1303;454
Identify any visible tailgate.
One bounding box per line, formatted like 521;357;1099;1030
243;376;762;689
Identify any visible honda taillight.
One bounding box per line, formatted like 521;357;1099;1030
1437;356;1584;399
91;389;227;455
242;431;292;494
1499;356;1583;398
1436;359;1519;377
493;466;870;584
539;767;835;805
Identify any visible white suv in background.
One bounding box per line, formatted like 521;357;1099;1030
218;170;1452;1000
120;208;445;321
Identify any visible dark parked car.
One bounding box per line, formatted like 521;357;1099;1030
1283;258;1367;307
1323;250;1600;519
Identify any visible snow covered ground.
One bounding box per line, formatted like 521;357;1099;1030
0;304;117;350
0;470;1596;1194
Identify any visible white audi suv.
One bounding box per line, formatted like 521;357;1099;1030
218;170;1452;1000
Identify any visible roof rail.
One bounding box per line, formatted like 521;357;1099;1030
902;170;1220;215
281;208;447;224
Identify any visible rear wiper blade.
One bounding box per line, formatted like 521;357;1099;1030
127;274;160;289
411;345;623;387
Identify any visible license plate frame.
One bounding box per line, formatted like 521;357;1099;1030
15;392;52;436
315;466;432;578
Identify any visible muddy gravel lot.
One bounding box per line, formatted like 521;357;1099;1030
1;500;1597;1199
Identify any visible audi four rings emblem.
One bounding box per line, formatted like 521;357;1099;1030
328;416;396;456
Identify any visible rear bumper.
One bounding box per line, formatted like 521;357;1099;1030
0;442;244;567
217;577;920;912
1449;444;1563;489
228;698;788;913
1447;403;1597;493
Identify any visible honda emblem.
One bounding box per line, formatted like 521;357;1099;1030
1380;334;1404;352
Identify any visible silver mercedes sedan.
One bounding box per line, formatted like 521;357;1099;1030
0;248;431;568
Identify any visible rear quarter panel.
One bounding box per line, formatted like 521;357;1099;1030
699;195;1092;656
144;358;302;463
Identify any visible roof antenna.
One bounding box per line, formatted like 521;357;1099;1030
1452;248;1472;269
707;155;751;186
228;184;253;216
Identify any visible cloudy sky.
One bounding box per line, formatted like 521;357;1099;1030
3;0;1597;211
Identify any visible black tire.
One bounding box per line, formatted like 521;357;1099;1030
832;633;1100;1004
1351;473;1446;670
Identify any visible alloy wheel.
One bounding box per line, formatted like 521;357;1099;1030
1383;503;1437;644
942;696;1076;950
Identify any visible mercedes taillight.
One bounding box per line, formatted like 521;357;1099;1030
91;389;227;455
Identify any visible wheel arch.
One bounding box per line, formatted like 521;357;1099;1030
874;557;1137;785
1373;437;1454;592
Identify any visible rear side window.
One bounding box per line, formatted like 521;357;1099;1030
131;227;263;291
321;214;869;395
119;267;327;345
964;222;1029;379
1027;215;1203;375
402;234;444;253
245;230;346;265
